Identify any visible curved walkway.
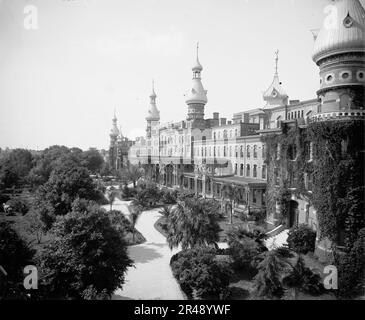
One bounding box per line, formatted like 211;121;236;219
103;198;185;300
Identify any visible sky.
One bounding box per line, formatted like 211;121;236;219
0;0;363;150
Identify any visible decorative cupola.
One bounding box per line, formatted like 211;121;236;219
312;0;365;120
263;50;288;108
185;43;208;122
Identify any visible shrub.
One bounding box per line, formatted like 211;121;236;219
287;224;316;254
227;227;267;272
335;228;365;298
283;255;324;295
170;247;232;299
161;189;177;204
6;196;30;215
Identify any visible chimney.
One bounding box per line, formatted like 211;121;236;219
220;118;227;126
213;112;219;120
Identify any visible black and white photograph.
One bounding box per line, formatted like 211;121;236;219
0;0;364;308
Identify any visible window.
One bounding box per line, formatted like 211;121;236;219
214;132;216;140
235;164;238;175
262;145;266;159
288;144;297;160
240;146;244;158
240;164;244;176
214;147;216;157
247;146;251;158
253;145;258;158
357;71;364;81
229;146;232;157
235;146;238;158
246;164;251;177
274;168;279;185
253;165;257;178
218;147;220;157
262;165;266;179
301;110;304;118
224;146;227;157
253;190;257;204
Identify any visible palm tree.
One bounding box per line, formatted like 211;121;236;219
166;198;220;250
107;188;117;211
123;164;143;188
129;203;142;243
222;184;244;224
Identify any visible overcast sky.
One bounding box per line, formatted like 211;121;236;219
1;0;362;150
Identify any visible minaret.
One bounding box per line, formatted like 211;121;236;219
109;110;120;170
146;80;160;138
263;50;288;108
312;0;365;120
185;43;208;126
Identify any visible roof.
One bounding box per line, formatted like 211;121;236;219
185;78;208;105
312;0;365;63
263;73;288;101
213;176;267;188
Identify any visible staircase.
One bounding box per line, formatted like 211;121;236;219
264;225;289;250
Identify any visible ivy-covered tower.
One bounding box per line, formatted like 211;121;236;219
310;0;365;279
312;0;365;120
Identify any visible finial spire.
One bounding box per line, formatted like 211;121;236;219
275;50;279;75
113;108;117;120
196;42;199;61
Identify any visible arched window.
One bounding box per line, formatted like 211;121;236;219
246;164;251;177
262;165;266;179
240;164;244;176
214;132;216;140
214;146;216;157
229;146;232;157
224;146;227;157
253;165;257;178
235;164;238;175
262;145;266;159
247;146;251;158
253;145;258;158
240;146;244;158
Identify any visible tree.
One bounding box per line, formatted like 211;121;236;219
36;157;102;216
107;187;118;211
27;145;71;186
0;222;35;299
129;204;142;243
25;211;44;244
123;164;143;188
253;250;290;299
81;149;104;174
38;205;133;299
222;184;244;224
166;198;221;250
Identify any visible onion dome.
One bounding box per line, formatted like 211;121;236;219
263;50;288;107
185;43;208;105
146;81;160;121
312;0;365;63
110;112;119;137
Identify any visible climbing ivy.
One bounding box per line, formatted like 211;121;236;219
263;120;364;248
262;125;313;225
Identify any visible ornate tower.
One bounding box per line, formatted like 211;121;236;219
145;80;160;139
109;111;120;170
312;0;365;120
185;43;208;128
263;50;289;108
